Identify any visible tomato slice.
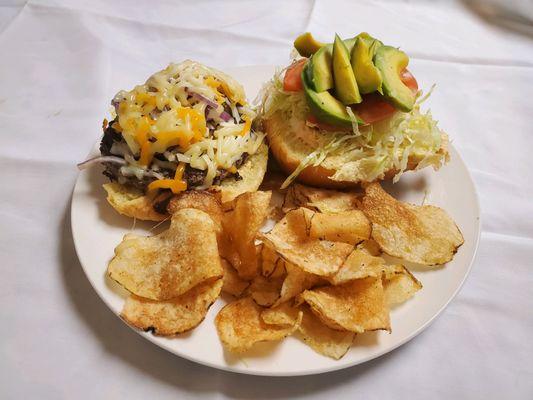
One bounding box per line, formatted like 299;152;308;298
354;69;418;124
401;69;418;93
283;59;307;92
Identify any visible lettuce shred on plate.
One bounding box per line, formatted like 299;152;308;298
257;68;447;187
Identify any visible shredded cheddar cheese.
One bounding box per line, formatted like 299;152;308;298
148;163;187;194
110;60;264;189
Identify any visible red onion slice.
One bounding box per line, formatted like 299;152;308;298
188;89;233;122
189;91;218;109
77;155;126;171
219;111;232;122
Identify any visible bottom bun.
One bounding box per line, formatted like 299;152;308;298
103;142;268;221
264;112;448;189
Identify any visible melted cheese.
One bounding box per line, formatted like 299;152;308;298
147;162;187;194
111;60;264;189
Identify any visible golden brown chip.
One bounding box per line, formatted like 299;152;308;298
327;249;384;285
248;275;284;307
309;210;371;245
360;183;464;265
261;245;284;278
298;306;355;360
261;302;303;327
121;279;222;336
223;191;272;279
300;277;391;333
108;208;223;300
382;264;422;306
357;239;382;256
274;262;325;306
167;190;223;231
221;259;250;297
260;208;353;276
283;184;359;213
215;297;298;353
268;259;287;279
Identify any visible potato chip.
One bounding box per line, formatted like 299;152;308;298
167;191;223;229
221;259;249;297
223;191;272;279
260;208;353;276
261;245;284;278
215;297;298;353
360;183;464;265
108;208;223;300
274;262;325;306
327;249;384;285
261;302;303;327
357;239;382;256
309;210;371;245
300;277;391;333
121;279;222;336
298;306;355;360
248;275;284;307
382;264;422;306
268;261;287;279
283;184;359;213
167;191;229;257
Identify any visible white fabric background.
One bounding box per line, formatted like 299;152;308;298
0;0;532;398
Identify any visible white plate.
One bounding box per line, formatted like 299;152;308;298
71;65;480;376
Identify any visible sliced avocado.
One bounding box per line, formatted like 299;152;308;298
302;64;363;127
374;46;415;112
308;45;334;92
351;34;383;94
294;32;326;57
308;37;356;92
332;34;362;105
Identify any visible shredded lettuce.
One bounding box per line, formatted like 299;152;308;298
280;135;353;189
257;72;447;185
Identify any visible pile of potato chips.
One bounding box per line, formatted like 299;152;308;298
107;181;463;360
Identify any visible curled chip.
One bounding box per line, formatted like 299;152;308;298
308;210;371;245
248;275;284;307
361;183;464;265
121;279;222;336
260;208;353;276
261;302;303;327
167;191;223;233
221;259;250;297
298;306;355;360
274;262;325;306
108;208;223;300
215;297;299;353
223;190;272;279
283;184;359;213
328;249;384;285
382;264;422;306
357;239;382;256
300;277;391;333
261;245;286;278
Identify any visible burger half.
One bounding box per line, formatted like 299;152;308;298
79;60;268;220
259;32;448;189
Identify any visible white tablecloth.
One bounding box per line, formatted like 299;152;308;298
1;0;532;398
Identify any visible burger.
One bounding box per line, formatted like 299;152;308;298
259;32;448;189
78;60;268;221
